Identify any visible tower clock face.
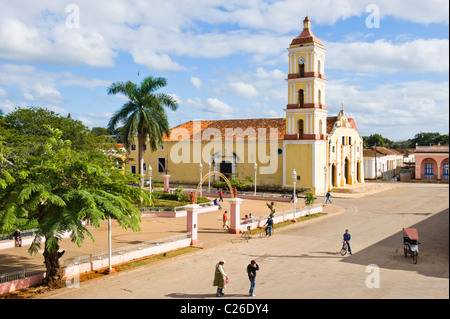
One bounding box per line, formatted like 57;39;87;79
298;56;305;64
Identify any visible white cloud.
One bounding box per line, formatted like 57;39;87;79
229;82;259;99
190;77;202;88
327;80;449;140
325;38;449;73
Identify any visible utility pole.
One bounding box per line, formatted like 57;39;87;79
374;142;377;181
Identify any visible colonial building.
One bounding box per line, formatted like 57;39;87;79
129;17;364;195
414;145;449;182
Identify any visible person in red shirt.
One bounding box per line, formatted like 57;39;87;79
222;211;229;230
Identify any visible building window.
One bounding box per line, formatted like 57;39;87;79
318;89;321;105
299;63;305;77
158;157;166;173
131;144;136;151
298;119;304;139
130;165;136;174
342;136;345;145
349;137;352;145
298;89;304;108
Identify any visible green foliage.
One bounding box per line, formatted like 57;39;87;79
1;106;98;152
304;192;316;207
0;126;150;255
363;132;449;149
212;175;253;191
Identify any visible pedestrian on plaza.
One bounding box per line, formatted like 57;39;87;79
213;259;228;297
213;198;222;210
264;217;273;237
248;213;255;223
247;260;259;297
13;229;22;247
223;211;229;230
343;229;352;255
325;191;332;204
219;190;224;202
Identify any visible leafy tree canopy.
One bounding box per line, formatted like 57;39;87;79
0;126;150;287
1;106;97;152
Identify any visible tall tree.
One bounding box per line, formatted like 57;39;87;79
107;76;178;189
0;127;149;288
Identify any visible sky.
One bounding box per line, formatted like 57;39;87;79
0;0;448;142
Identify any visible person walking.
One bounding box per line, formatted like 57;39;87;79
343;229;352;255
222;211;229;230
219;190;224;202
264;217;273;237
325;191;332;204
247;260;259;297
13;229;22;247
213;259;228;297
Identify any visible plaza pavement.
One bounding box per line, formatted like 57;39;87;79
33;181;448;300
0;183;389;275
3;182;448;299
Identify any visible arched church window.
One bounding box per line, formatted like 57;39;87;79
318;60;321;75
318;89;321;105
299;63;305;77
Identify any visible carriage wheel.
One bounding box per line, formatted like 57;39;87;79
403;247;408;257
413;252;418;264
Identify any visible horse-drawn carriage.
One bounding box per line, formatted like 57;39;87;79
403;228;419;264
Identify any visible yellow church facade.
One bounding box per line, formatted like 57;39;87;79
129;17;364;195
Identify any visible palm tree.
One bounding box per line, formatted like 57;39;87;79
107;76;178;189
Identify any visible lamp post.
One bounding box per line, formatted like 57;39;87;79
208;162;211;193
254;162;258;196
292;169;297;220
199;163;203;198
148;164;152;200
324;165;327;204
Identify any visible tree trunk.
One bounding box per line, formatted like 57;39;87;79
42;238;65;289
138;133;145;190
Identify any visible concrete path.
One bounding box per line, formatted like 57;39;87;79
36;182;449;299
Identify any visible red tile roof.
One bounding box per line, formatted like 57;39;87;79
165;118;286;142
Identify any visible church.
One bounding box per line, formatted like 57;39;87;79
129;17;364;195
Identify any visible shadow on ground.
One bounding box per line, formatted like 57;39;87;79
341;208;449;279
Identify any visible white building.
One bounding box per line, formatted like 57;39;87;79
363;146;404;180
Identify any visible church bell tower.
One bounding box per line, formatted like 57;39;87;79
283;17;328;195
284;16;328;141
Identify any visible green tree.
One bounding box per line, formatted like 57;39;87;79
410;132;449;147
1;106;97;152
362;134;393;148
107;76;178;189
0;127;149;288
304;192;316;215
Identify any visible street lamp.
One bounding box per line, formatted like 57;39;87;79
208;162;211;193
324;165;327;204
148;164;152;200
199;163;203;198
292;169;297;219
254;162;258;196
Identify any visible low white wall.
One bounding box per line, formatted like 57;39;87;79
239;205;323;232
0;237;192;294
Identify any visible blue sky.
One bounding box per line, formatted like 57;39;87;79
0;0;448;141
